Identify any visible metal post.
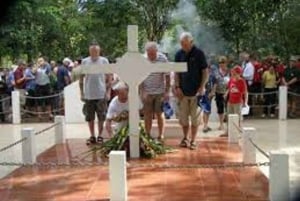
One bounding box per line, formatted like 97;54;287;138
269;151;289;201
22;128;36;163
55;116;66;144
109;151;127;201
12;91;21;124
242;127;256;164
228;114;239;143
279;86;287;120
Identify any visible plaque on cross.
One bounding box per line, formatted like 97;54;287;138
77;25;186;158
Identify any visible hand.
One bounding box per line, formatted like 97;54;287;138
163;91;169;102
175;87;184;100
197;87;205;96
142;91;148;102
208;92;215;99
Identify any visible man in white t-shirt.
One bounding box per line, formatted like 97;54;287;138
79;41;112;145
105;81;129;137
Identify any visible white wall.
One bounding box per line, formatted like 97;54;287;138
64;81;85;123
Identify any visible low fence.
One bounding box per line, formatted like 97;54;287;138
0;113;292;201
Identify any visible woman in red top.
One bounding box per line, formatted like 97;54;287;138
226;66;248;116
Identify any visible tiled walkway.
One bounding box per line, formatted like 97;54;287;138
0;138;268;201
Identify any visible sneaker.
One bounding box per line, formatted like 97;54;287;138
179;138;189;148
270;114;275;118
86;136;96;145
261;114;266;118
190;141;197;150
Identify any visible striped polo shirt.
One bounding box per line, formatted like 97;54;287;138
143;52;168;95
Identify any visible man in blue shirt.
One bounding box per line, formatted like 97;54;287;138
174;32;208;150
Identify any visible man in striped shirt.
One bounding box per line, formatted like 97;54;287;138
140;41;171;141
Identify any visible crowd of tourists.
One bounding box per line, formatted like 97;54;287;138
0;33;299;151
0;57;81;122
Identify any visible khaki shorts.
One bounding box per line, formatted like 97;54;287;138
177;96;201;127
143;94;163;114
227;103;241;115
84;99;107;122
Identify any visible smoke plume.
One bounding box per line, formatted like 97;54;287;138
160;0;227;60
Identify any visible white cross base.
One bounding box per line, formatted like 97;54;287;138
78;25;186;158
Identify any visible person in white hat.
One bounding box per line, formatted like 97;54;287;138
105;81;129;137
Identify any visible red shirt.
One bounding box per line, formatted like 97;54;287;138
275;64;285;79
252;61;264;83
13;67;25;89
228;78;247;104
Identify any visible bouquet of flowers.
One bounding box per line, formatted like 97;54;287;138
91;123;174;158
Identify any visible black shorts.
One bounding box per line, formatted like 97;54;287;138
215;93;226;114
26;89;36;107
36;84;51;106
83;99;107;122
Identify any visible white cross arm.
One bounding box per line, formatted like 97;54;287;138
148;62;186;73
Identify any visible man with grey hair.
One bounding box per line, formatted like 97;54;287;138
174;32;208;150
80;41;112;145
140;41;170;141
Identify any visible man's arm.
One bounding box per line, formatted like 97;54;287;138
105;119;113;137
79;74;84;101
199;68;209;90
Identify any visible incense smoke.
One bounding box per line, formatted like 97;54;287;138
160;0;227;60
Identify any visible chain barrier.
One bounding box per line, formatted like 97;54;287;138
0;160;270;169
0;110;12;115
248;138;270;159
127;161;270;169
0;137;27;153
19;92;64;100
248;91;279;96
21;108;64;115
247;103;278;108
231;121;270;160
232;122;243;134
35;122;61;136
288;91;300;97
0;96;11;102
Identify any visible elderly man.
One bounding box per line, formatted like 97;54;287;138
140;41;170;141
241;52;255;115
174;32;208;150
80;41;112;145
105;81;129;137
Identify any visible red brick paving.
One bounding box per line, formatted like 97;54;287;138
0;138;269;201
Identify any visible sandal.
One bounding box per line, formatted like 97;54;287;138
86;136;96;145
190;141;197;150
97;136;104;144
179;138;189;148
203;127;212;133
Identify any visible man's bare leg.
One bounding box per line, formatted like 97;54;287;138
156;112;165;139
218;114;225;130
88;121;95;137
191;125;199;143
144;111;153;136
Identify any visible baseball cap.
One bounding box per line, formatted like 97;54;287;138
232;65;243;75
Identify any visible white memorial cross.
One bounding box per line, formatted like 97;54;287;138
78;25;186;158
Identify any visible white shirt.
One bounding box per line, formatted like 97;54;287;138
82;56;108;100
106;96;129;132
242;61;254;86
